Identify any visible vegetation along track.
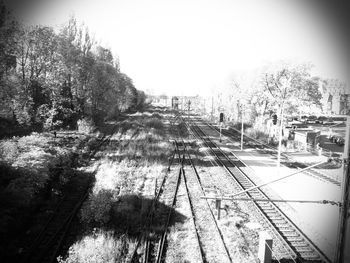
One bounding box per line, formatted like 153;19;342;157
20;127;119;263
129;141;183;263
132;134;231;263
186;116;331;263
207;122;340;186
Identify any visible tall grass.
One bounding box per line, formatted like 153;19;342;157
80;157;165;227
0;141;18;162
58;230;137;263
245;128;269;143
144;117;164;130
65;108;175;261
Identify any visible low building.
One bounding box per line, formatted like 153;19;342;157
319;79;349;115
289;128;320;150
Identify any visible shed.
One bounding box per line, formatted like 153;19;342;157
294;129;320;149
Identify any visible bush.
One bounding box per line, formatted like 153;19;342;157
17;132;50;149
13;99;33;126
85;137;100;152
177;122;188;137
245;128;269;141
151;113;162;119
57;230;130;263
77;118;96;134
144;118;164;130
0;141;19;162
232;122;252;130
4;168;48;206
80;190;114;226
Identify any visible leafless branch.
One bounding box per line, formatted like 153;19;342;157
264;73;277;99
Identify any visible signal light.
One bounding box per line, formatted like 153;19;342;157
272;114;277;125
219;112;224;122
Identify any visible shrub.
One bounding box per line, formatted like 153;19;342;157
77;118;96;134
145;118;163;130
177;122;188;137
80;190;114;226
6;170;48;205
245;128;269;142
13;99;33;126
151;113;162;119
17;132;50;149
57;230;131;263
85;137;100;152
0;141;19;162
119;120;133;134
233;122;252;130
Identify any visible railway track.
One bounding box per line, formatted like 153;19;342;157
22;184;90;263
131;132;235;262
21;126;120;263
208;122;340;187
185;116;331;263
128;142;183;263
179;140;232;263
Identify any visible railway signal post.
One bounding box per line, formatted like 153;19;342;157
277;104;284;168
241;109;244;150
239;101;246;151
219;112;224;142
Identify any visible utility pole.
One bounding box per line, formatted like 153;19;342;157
241;103;244;151
211;96;214;121
277;103;284;168
219;112;224;142
203;97;206;115
335;116;350;263
187;100;191;119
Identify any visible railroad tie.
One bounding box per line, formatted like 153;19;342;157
299;252;320;260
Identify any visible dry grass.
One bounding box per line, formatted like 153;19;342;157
58;230;137;263
245;128;269;142
0;133;68;202
0;130;97;261
92;159;164;195
67;108;178;262
0;132;92;206
144;117;164;130
80;157;166;228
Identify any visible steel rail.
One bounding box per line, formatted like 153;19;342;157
155;166;182;263
174;121;207;263
129;143;180;263
189;118;332;263
189;121;298;261
174;119;231;263
131;116;188;263
208;122;340;186
182;140;234;263
181;162;207;263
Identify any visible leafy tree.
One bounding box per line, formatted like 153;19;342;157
0;8;146;129
260;63;323;164
0;3;20;120
136;90;146;109
262;63;322;116
117;73;138;111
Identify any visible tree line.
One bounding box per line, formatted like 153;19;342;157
0;4;146;130
207;62;344;126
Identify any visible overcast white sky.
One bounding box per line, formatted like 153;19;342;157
6;0;350;96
